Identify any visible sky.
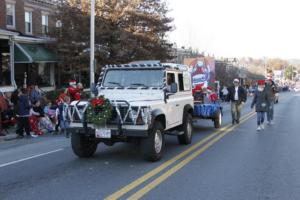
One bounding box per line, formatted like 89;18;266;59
167;0;300;59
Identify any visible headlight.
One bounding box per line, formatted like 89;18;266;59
129;107;151;125
141;107;151;125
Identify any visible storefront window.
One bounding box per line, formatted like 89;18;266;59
15;63;52;87
0;52;11;86
38;63;51;86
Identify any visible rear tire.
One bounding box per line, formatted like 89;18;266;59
140;121;165;161
177;113;193;145
71;133;98;158
214;109;222;128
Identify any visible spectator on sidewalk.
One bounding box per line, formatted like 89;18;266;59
0;92;8;136
29;100;44;136
227;79;247;125
251;80;268;131
16;88;32;138
265;78;277;125
30;85;43;103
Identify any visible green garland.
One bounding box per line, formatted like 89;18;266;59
86;96;112;126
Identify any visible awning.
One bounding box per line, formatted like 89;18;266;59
14;43;57;63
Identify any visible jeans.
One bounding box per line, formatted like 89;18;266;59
231;101;243;122
60;120;69;133
257;112;265;125
267;101;274;122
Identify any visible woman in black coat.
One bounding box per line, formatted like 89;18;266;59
251;80;268;131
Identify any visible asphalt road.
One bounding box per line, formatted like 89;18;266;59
0;92;299;200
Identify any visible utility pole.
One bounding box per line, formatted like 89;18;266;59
90;0;95;96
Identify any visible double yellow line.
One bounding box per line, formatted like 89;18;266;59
105;111;255;200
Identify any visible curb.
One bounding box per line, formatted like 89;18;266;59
0;133;18;142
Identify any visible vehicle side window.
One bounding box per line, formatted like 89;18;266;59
178;73;184;91
183;72;191;91
166;73;177;93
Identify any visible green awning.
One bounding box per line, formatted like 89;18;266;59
14;43;57;63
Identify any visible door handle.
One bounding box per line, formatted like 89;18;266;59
176;104;179;107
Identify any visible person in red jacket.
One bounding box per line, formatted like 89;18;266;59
207;86;218;102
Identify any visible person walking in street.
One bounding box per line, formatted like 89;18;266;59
251;80;268;131
16;88;32;138
227;79;247;125
221;86;228;102
265;78;277;125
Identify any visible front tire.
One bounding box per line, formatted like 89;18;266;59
140;121;165;161
71;133;98;158
177;113;193;145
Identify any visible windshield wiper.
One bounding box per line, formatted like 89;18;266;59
107;81;123;87
130;83;149;88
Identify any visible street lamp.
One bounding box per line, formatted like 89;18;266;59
90;0;95;97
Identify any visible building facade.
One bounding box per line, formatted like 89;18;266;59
0;0;57;92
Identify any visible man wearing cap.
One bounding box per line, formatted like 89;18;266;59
265;78;277;125
227;79;247;125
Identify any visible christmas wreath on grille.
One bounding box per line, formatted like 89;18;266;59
86;96;112;126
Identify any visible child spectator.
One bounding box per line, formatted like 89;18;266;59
29;100;44;136
56;96;70;138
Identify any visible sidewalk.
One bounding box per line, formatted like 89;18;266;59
0;128;18;142
0;126;67;143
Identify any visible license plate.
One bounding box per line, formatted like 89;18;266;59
95;129;111;138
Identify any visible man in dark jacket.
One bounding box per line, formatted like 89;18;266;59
227;79;247;124
16;88;31;138
265;79;277;125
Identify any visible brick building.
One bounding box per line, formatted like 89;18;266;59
0;0;57;92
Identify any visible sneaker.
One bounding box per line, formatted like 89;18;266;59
236;119;240;124
267;121;271;125
232;120;235;125
261;124;264;130
30;134;38;138
257;126;261;131
270;121;274;125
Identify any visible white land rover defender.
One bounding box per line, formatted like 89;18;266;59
68;62;194;161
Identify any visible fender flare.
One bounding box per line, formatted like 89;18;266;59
151;109;166;129
183;104;193;116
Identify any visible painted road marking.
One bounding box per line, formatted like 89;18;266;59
127;112;256;199
0;148;64;168
105;111;255;200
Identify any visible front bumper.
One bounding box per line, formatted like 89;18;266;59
68;123;149;137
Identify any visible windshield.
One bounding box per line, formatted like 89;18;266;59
102;69;164;88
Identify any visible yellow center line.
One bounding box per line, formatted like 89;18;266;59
104;111;255;200
127;112;256;200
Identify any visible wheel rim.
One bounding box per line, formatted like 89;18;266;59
219;113;222;125
154;130;162;154
187;119;192;138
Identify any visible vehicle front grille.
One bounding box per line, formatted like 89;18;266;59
109;106;133;124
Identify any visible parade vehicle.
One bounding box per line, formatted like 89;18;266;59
192;86;222;129
68;62;194;161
